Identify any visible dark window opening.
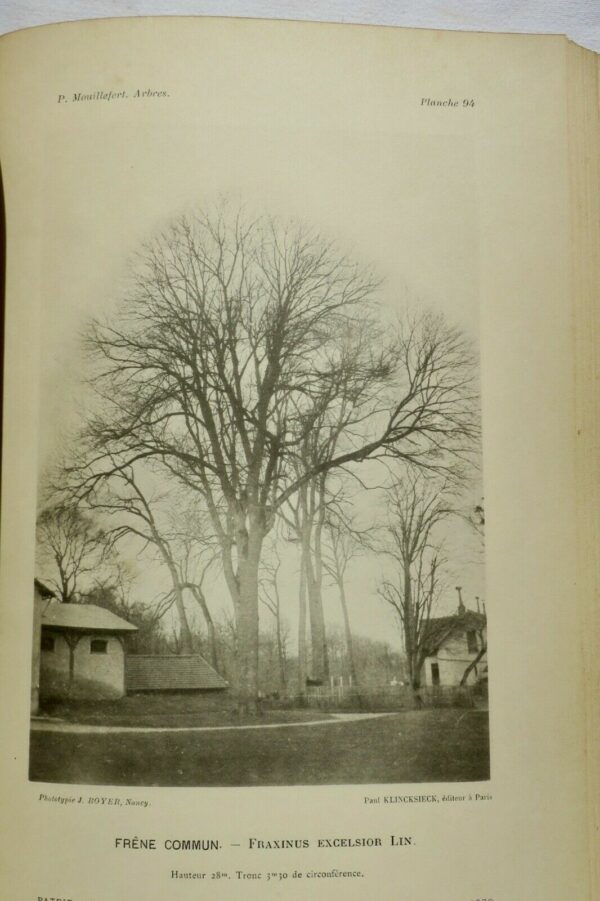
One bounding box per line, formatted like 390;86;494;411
466;631;478;653
431;662;440;686
90;639;108;654
41;635;55;652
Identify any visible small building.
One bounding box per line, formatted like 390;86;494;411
126;654;228;693
421;607;487;688
31;579;55;714
39;602;137;701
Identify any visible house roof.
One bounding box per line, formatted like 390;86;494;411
125;654;228;691
41;602;138;632
34;578;55;598
423;610;486;655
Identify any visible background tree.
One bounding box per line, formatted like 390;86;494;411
323;516;367;694
36;502;110;603
73;462;196;653
378;471;453;700
82;567;169;654
350;634;406;689
73;201;478;711
459;500;487;686
163;496;221;668
259;542;289;691
282;471;330;684
61;456;221;660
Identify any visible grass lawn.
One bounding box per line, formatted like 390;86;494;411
37;694;335;728
29;708;489;786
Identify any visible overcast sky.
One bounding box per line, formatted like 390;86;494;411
33;19;485;647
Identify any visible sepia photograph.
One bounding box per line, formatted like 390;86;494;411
26;74;489;787
29;195;488;786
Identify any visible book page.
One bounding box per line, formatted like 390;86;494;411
0;17;592;900
568;39;600;901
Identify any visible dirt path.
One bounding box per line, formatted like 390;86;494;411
30;711;395;735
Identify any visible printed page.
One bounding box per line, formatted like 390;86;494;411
0;17;591;900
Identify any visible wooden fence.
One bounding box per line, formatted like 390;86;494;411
266;683;479;711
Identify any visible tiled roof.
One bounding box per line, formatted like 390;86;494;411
125;654;228;691
42;602;138;632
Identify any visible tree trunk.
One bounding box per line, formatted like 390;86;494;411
312;485;330;682
172;583;193;655
304;533;329;682
275;616;286;690
190;584;219;670
235;518;264;714
460;644;487;686
159;549;193;655
401;564;422;706
408;654;424;708
297;548;308;697
297;482;329;684
337;572;359;694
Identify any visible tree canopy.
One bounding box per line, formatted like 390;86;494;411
62;200;479;709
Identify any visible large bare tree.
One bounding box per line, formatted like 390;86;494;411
73;201;477;711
